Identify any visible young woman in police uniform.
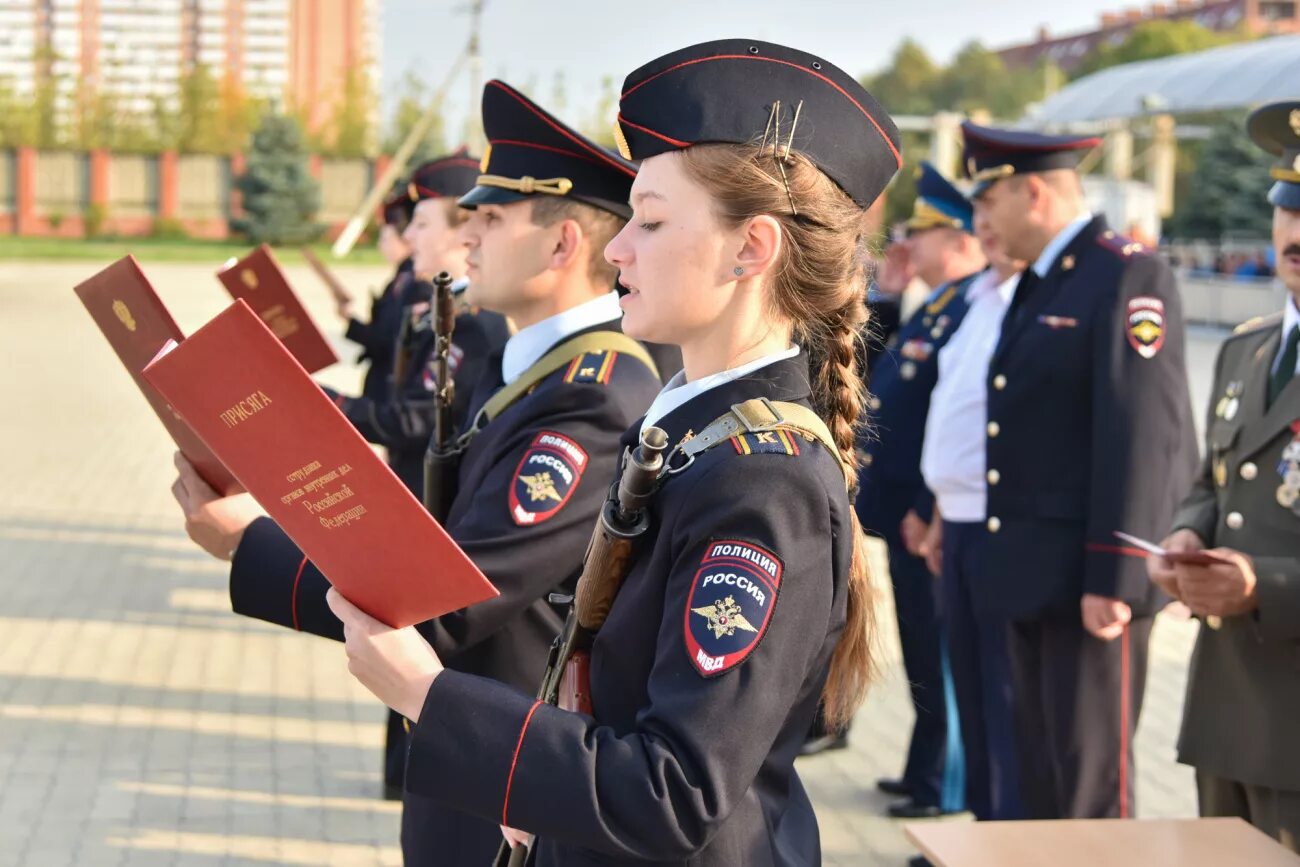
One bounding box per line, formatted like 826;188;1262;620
327;39;900;865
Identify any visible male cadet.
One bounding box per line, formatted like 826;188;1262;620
321;153;510;494
920;213;1027;824
963;122;1197;819
1148;100;1300;852
169;80;665;864
849;163;984;821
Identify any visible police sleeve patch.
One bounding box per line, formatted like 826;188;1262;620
1126;296;1165;359
509;431;588;526
684;539;783;677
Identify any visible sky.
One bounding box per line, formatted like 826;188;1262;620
378;0;1132;129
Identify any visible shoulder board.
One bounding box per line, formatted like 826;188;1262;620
1231;310;1284;337
561;349;621;385
924;282;959;315
1095;230;1151;259
728;429;809;458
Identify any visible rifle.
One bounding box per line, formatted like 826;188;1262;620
299;246;352;309
494;425;669;867
422;271;461;522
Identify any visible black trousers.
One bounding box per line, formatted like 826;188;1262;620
941;521;1020;820
1007;612;1153;819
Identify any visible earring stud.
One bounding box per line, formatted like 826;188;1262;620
734;267;744;277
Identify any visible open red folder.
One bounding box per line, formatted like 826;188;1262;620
143;299;497;628
74;256;239;494
217;245;339;373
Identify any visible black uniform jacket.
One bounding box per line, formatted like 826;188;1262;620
344;257;414;402
982;216;1198;619
402;353;854;866
229;317;663;864
327;302;510;493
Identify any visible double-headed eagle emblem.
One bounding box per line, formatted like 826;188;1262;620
691;595;758;640
518;471;562;503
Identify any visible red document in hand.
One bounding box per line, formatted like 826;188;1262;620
217;245;338;373
142;299;497;627
73;256;239;494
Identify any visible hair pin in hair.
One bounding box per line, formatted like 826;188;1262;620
760;99;802;216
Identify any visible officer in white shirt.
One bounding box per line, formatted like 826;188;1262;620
919;220;1027;822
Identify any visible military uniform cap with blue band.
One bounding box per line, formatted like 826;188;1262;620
459;80;637;219
1247;100;1300;210
961;122;1101;198
407;148;481;204
906;161;973;234
614;39;902;208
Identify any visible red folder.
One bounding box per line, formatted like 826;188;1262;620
74;256;239;494
142;299;497;628
216;245;339;373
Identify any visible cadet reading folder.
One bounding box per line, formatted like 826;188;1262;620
217;244;339;374
143;299;497;628
74;255;239;494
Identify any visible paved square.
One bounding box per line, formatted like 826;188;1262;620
0;260;1213;865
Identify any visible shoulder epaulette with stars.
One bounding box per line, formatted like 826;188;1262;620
1095;229;1150;259
562;350;620;385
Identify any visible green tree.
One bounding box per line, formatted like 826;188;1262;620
327;60;373;157
580;75;619;148
860;39;940;116
231;111;322;245
176;64;225;152
1073;20;1248;79
383;70;448;163
933;42;1051;118
1168;114;1275;239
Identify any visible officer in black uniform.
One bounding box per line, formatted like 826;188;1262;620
851;163;981;819
964;122;1198;819
326;38;902;866
171;80;665;865
321;154;511;495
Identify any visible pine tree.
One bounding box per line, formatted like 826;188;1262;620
231;111;322;245
1170;114;1275;240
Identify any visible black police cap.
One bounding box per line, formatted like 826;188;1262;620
615;39;901;209
961;123;1101;197
407;149;481;204
1246;100;1300;210
382;181;414;229
459;80;637;219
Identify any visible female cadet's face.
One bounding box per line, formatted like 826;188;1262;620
403;199;469;279
605;152;740;345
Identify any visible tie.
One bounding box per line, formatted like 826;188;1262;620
1269;325;1300;408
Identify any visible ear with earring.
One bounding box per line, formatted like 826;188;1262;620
734;267;744;277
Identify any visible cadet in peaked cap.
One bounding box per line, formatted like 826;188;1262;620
328;39;903;867
961;119;1198;822
1149;100;1300;852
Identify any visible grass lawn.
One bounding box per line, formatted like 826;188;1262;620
0;235;385;266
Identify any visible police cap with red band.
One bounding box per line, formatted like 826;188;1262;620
614;39;902;209
407;148;481;204
459;79;637;219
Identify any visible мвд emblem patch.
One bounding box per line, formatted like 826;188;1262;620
684;539;783;677
1126;296;1165;359
509;431;587;526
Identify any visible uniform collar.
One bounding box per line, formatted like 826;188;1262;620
501;291;623;385
1032;211;1094;278
1280;293;1300;375
640;345;801;436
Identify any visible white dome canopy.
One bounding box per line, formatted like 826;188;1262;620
1027;34;1300;126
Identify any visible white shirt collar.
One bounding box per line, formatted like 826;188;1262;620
641;345;801;434
501;291;623;385
1279;294;1300;375
1032;212;1093;278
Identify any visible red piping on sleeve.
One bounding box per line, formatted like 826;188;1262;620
502;699;544;826
290;555;308;631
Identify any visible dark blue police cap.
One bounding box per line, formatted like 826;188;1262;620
382;180;415;228
1246;100;1300;210
459;80;637;219
961;122;1101;197
407;149;481;204
906;161;972;234
614;39;901;209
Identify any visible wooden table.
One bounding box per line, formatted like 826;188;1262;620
905;817;1300;867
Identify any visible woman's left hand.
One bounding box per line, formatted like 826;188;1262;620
326;588;444;723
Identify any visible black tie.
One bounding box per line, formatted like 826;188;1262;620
1269;325;1299;407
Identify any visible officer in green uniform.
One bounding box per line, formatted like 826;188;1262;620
1148;99;1300;852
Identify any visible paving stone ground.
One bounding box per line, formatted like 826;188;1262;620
0;261;1217;865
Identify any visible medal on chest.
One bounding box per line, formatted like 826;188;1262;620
1215;380;1244;422
1277;420;1300;513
